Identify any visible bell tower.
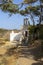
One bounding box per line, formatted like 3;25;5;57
22;18;30;37
24;18;30;26
20;18;30;45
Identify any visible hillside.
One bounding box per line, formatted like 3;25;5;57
0;28;20;41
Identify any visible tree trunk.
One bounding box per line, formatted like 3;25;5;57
39;0;42;26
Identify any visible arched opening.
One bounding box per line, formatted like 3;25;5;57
25;31;28;37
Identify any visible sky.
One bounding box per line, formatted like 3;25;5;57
0;0;39;30
0;10;24;30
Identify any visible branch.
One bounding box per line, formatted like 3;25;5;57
24;0;38;4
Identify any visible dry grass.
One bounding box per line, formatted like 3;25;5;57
0;37;43;65
0;38;19;65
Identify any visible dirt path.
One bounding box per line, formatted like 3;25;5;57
0;45;43;65
16;57;37;65
15;46;43;65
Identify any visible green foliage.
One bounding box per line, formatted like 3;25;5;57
39;25;43;39
28;25;43;40
24;0;37;4
0;2;18;13
28;25;36;34
25;6;40;16
0;0;43;25
19;10;26;15
19;8;29;16
41;0;43;2
0;0;12;3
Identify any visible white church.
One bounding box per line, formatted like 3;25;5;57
10;18;30;45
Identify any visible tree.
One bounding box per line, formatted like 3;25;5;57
23;0;43;25
0;0;43;25
0;0;43;37
0;0;43;39
23;0;43;39
0;0;19;15
22;0;43;40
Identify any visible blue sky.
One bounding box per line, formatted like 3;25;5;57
0;10;24;30
0;10;32;30
0;0;26;30
0;0;39;30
